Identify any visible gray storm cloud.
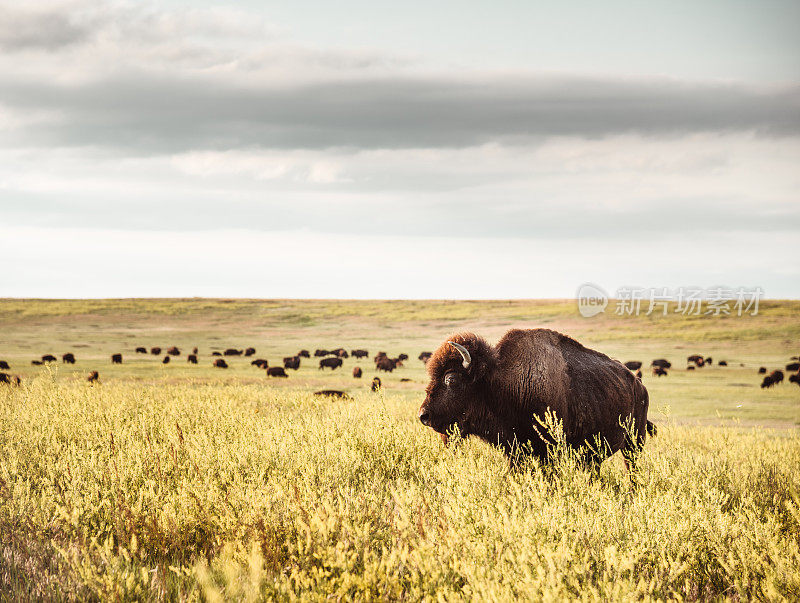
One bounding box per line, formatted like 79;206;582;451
1;75;798;152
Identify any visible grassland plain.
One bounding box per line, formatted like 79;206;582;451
1;298;799;600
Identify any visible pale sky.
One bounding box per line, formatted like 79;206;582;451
1;0;798;298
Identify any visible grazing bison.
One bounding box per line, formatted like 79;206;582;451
31;360;43;366
251;359;269;369
111;354;122;364
283;356;301;370
314;389;351;399
352;367;362;378
213;359;228;368
419;352;433;363
167;346;180;356
333;348;349;358
62;353;76;364
651;359;672;369
761;370;784;388
418;330;653;470
298;350;311;358
398;353;409;362
376;357;397;372
267;366;288;378
162;356;170;364
0;360;10;370
150;347;161;355
212;351;222;356
224;349;243;356
245;348;256;357
87;371;99;383
687;366;695;371
314;349;329;357
1;373;21;385
371;377;382;392
786;362;800;372
42;354;57;363
192;347;198;354
788;373;800;386
187;354;198;364
718;360;728;367
352;349;369;359
758;367;767;374
136;347;147;354
652;366;668;377
771;370;785;384
687;355;704;367
624;361;642;371
705;357;712;365
319;357;343;370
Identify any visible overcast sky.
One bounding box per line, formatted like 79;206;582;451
1;0;798;298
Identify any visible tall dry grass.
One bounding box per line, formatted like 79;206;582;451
1;376;799;600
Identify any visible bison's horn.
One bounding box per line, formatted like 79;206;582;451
447;341;472;370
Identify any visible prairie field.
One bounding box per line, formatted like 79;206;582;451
1;298;799;600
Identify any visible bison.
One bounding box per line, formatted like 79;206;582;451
42;354;57;363
212;351;222;356
31;360;43;366
162;356;170;364
761;370;784;388
376;357;397;372
758;367;767;374
298;350;311;358
718;360;728;366
352;349;369;359
213;359;228;368
245;348;256;357
192;347;199;355
187;354;198;364
224;349;243;356
0;360;10;370
267;366;288;377
353;367;363;378
652;366;668;377
371;377;382;392
87;371;99;383
419;351;433;363
136;347;147;354
314;349;329;357
319;357;343;370
167;346;180;356
651;359;671;369
284;356;301;370
251;359;269;369
624;361;642;371
314;389;351;399
419;329;655;469
150;347;161;355
1;373;21;385
687;366;695;371
786;362;800;372
398;353;409;362
111;354;122;364
705;357;712;366
418;330;653;471
789;373;800;386
687;355;704;367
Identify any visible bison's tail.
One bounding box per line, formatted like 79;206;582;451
646;420;657;437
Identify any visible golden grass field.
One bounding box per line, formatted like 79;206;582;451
1;298;799;600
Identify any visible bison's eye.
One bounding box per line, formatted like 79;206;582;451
444;372;460;387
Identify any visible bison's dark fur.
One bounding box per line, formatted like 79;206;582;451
0;361;9;370
651;359;671;369
624;361;642;370
150;347;161;355
352;367;362;378
1;373;21;385
687;365;695;371
351;349;369;359
162;356;170;364
136;347;147;354
718;360;728;366
687;355;704;367
267;367;288;377
758;367;767;374
761;370;784;388
319;357;343;370
213;359;228;368
419;329;653;471
245;348;256;357
212;351;222;356
298;350;311;358
371;377;382;392
376;357;397;372
192;347;199;355
652;366;668;377
284;356;300;370
786;362;800;372
42;355;57;363
87;371;99;383
187;354;198;364
419;352;433;363
314;349;329;357
788;373;800;386
224;349;243;356
167;346;180;356
31;360;43;366
111;354;122;364
251;359;268;369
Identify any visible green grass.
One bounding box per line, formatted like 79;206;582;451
1;298;799;599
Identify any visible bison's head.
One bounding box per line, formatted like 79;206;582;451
418;332;495;438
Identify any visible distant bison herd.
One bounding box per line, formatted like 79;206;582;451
1;344;436;390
